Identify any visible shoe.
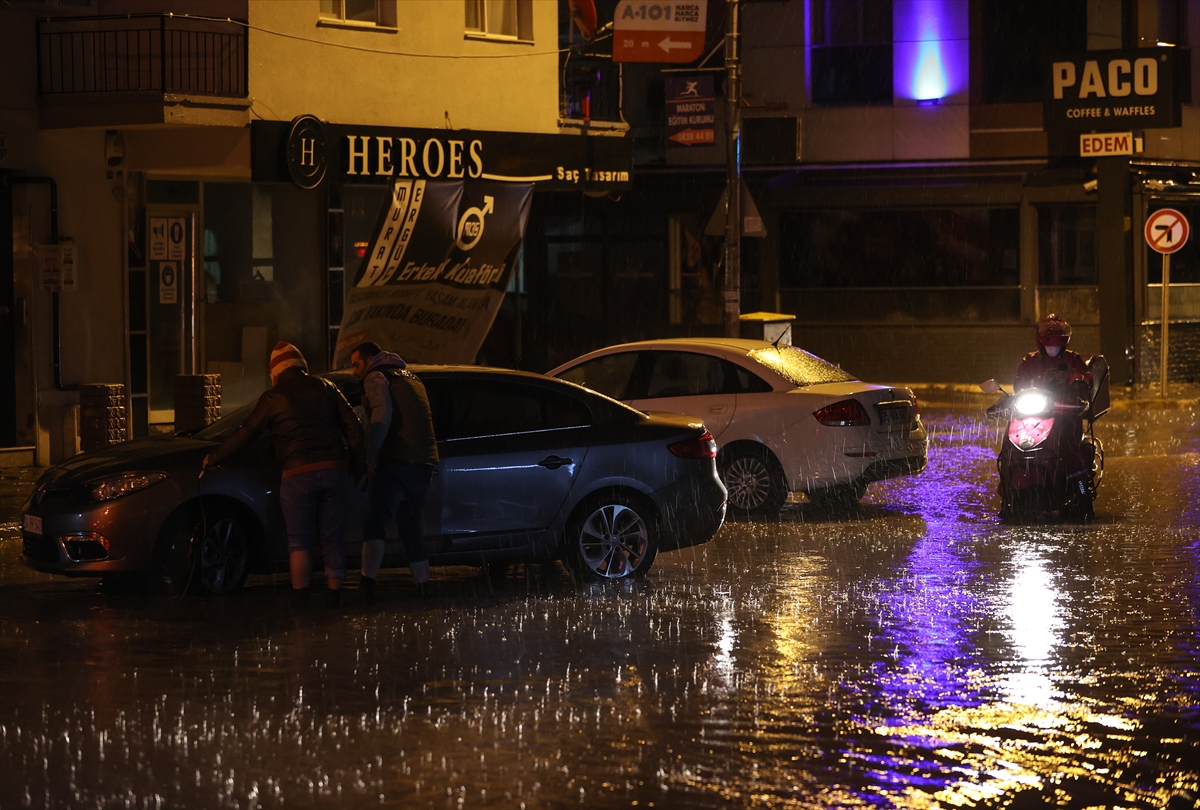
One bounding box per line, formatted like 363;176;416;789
361;576;376;607
326;588;342;609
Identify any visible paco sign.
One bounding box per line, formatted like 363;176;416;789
1079;132;1135;157
1045;48;1183;133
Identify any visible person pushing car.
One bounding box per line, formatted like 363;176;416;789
204;341;364;607
349;341;439;604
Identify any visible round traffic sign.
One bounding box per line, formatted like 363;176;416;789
1145;208;1190;254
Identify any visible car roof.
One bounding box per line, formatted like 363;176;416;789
329;364;560;382
556;337;786;363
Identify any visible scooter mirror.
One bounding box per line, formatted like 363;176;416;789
979;379;1001;394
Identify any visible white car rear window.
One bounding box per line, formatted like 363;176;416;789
747;346;856;387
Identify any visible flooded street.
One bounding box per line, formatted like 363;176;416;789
1;396;1198;809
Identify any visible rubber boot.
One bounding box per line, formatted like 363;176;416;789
326;588;342;609
360;575;376;607
291;587;310;609
411;560;432;598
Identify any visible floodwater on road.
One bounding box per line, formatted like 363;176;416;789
0;398;1198;808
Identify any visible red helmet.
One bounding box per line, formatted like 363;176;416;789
1036;313;1072;350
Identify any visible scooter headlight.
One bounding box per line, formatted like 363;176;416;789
1014;392;1049;416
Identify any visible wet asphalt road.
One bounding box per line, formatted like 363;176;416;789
0;395;1198;809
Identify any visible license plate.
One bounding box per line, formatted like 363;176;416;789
23;513;43;535
878;407;910;426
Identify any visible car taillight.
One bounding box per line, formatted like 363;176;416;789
668;430;717;459
813;399;871;427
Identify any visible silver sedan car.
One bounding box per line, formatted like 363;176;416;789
21;367;727;594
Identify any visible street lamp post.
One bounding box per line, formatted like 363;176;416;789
723;0;741;338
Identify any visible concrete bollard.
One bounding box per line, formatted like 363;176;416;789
78;384;128;451
174;375;222;432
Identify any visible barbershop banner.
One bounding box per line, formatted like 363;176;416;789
333;179;532;367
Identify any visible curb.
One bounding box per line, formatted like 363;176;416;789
884;383;1200;410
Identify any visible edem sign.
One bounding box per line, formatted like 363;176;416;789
1044;48;1184;133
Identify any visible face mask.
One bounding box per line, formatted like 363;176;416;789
1045;346;1062;357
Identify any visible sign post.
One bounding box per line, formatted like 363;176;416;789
1144;207;1189;398
723;0;740;337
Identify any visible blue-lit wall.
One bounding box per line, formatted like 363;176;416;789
893;0;969;105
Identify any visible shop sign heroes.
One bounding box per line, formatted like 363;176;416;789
258;117;632;192
1044;48;1184;133
613;1;707;64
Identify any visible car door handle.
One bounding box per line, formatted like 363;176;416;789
537;455;573;470
708;405;728;414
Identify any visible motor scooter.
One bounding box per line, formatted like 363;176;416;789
979;355;1110;521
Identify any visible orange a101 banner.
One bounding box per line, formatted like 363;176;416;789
613;1;707;64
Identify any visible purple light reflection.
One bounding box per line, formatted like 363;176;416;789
893;0;969;102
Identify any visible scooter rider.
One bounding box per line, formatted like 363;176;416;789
1014;313;1094;476
1015;313;1093;398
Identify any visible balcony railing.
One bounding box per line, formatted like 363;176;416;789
37;14;247;98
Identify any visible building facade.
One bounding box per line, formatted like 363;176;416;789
1;0;629;464
516;0;1200;393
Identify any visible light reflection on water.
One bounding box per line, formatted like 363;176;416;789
0;405;1198;808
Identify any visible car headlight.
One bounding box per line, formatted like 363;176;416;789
88;471;169;503
1014;392;1049;416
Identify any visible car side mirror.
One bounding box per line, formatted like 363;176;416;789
979;379;1001;394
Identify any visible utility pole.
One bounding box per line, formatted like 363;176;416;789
723;0;741;338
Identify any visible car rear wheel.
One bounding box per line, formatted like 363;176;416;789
721;448;787;518
566;494;658;581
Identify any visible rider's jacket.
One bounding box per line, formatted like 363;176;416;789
1014;349;1093;400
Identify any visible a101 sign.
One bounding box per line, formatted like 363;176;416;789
613;1;707;64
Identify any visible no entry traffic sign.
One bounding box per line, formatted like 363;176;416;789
1145;208;1190;254
613;0;707;64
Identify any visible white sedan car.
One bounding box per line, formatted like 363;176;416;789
549;338;928;516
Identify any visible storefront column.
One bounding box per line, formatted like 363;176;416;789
1096;157;1133;385
1019;195;1037;322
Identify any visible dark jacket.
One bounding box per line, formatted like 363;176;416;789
361;353;439;468
208;367;365;472
1015;349;1093;400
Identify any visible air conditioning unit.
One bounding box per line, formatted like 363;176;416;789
742;117;800;165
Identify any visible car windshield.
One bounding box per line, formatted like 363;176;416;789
747;345;856;387
191;402;255;441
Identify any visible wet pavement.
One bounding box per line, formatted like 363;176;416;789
1;394;1198;809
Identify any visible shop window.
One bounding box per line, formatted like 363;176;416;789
466;0;532;40
668;214;721;325
319;0;397;27
1038;205;1097;285
779;207;1020;288
979;0;1085;104
809;0;893;105
202;183;324;408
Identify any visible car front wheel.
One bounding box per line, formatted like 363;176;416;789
160;505;253;596
721;447;788;518
566;494;658;581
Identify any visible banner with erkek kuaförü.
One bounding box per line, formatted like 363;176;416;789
334;179;532;367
